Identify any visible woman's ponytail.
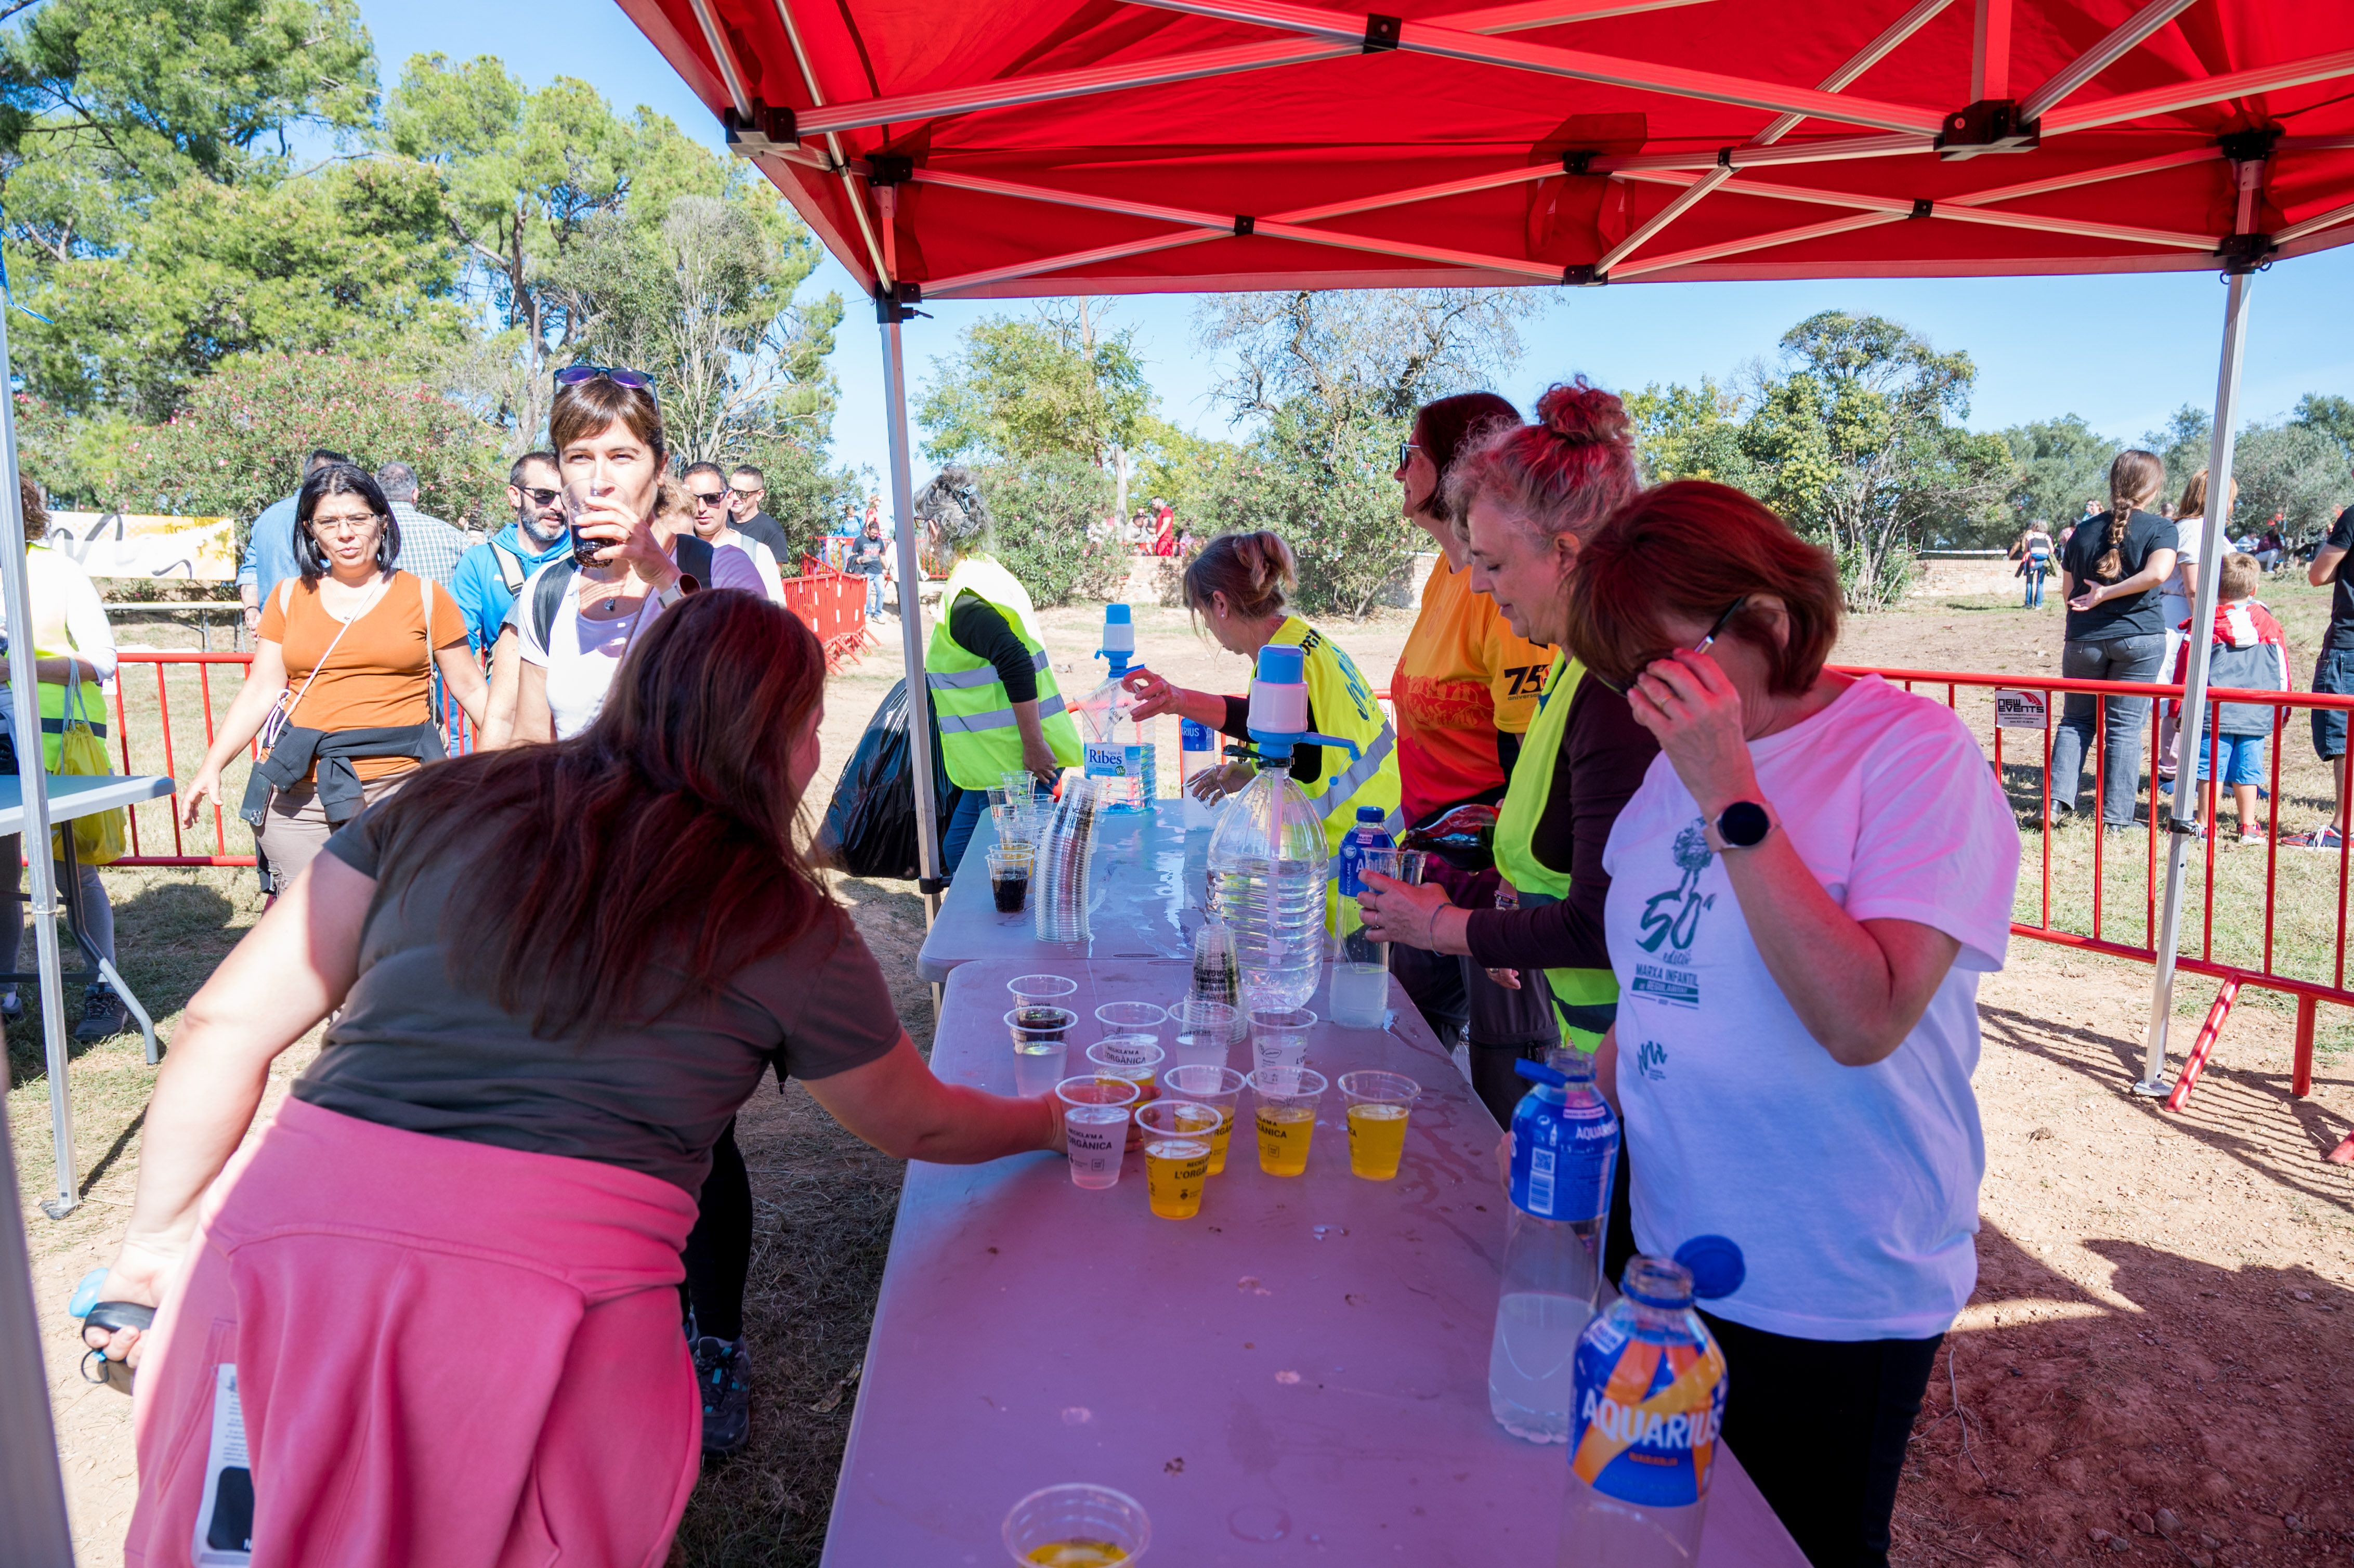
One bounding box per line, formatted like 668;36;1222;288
2094;449;2165;581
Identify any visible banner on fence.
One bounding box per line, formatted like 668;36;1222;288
1993;689;2049;729
47;512;238;581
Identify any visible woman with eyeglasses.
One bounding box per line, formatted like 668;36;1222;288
180;463;487;898
1553;480;2019;1568
503;368;765;744
1353;382;1654;1129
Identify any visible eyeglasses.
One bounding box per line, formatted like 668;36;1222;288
308;512;382;533
1396;442;1422;467
1600;596;1750;694
516;485;560;508
688;488;727;506
553;364;656;396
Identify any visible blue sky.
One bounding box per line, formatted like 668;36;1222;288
358;0;2354;493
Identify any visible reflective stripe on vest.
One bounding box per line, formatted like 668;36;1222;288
936;691;1069;733
1492;651;1619;1053
923;556;1081;787
925;647;1051;691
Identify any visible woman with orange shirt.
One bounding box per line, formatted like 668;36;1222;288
1388;393;1558;1089
181;464;487;896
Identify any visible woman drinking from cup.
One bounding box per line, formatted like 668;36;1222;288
83;594;1066;1562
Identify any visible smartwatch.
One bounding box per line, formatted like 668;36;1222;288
1713;800;1772;851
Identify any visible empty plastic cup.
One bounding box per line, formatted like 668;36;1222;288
1056;1077;1140;1190
1166;997;1238;1072
1085;1037;1165;1110
1008;974;1078;1010
1002;1482;1150;1565
1159;1064;1246;1174
1093;1001;1168;1042
1135;1100;1218;1220
1247;1066;1327;1177
1338;1070;1421;1180
1247;1006;1316;1073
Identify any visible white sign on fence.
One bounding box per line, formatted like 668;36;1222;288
1993;689;2048;729
46;512;238;582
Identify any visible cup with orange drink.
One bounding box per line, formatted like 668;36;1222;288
1337;1070;1420;1180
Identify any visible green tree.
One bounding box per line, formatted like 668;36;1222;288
1196;403;1404;617
1998;415;2116;535
1625;378;1749;486
2233;422;2353;542
920;302;1152;468
2293;393;2354;464
2140;405;2210;506
976;452;1128;607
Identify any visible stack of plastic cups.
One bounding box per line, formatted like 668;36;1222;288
1033;776;1100;943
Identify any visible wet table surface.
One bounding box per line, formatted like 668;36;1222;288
916;806;1205;983
819;957;1809;1567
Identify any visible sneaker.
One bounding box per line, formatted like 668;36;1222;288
73;988;127;1043
691;1335;752;1456
1;989;19;1021
2239;827;2266;844
2285;825;2347;852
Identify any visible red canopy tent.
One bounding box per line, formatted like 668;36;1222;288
608;0;2354;1100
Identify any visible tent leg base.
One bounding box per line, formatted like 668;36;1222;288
40;1193;78;1221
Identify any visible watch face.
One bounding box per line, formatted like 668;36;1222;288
1719;801;1770;848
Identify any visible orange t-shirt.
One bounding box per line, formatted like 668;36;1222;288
257;572;465;780
1390;555;1554;826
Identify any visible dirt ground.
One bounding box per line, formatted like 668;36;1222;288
15;574;2354;1567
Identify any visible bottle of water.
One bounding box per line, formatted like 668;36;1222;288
1180;717;1221;831
1489;1054;1619;1443
1328;805;1395;1029
1077;604;1155;814
1558;1247;1740;1568
1034;776;1101;944
1207;646;1329;1013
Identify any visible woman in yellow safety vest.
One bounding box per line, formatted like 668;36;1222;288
1354;380;1654;1081
1122;530;1400;855
917;467;1082;875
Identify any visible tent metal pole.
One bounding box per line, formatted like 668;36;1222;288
0;1102;74;1563
0;300;75;1216
879;308;945;917
2138;160;2262;1096
2018;0;2198;121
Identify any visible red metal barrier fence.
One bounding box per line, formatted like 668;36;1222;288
1835;665;2354;1117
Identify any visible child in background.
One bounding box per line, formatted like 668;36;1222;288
2168;553;2288;841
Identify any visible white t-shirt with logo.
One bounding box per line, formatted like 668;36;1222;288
1600;674;2020;1341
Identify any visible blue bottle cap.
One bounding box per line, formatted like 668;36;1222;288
1673;1235;1746;1300
1105;603;1132;623
1513;1057;1567;1088
1254;644;1305;684
68;1266;107;1318
1356;805;1384;822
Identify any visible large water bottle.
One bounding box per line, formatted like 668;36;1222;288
1328;805;1395;1029
1180;717;1222;831
1489;1055;1619;1443
1077;604;1156;814
1206;645;1330;1013
1557;1242;1743;1568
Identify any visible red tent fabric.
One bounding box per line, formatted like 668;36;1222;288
618;0;2354;298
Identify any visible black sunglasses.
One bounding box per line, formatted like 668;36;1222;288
1599;596;1750;694
688;488;727;505
554;364;656;396
1396;441;1422;467
516;485;560;508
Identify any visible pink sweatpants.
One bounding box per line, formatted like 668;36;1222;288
126;1096;702;1567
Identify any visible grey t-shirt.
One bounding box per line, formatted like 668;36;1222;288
290;808;903;1192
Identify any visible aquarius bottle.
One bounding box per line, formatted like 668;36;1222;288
1489;1055;1618;1442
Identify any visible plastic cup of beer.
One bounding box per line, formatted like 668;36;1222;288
1338;1070;1420;1181
1057;1077;1140;1190
1247;1066;1327;1178
1247;1006;1316;1073
1008;974;1078;1010
1008;1007;1076;1099
1159;1063;1245;1175
1085;1037;1165;1110
1166;997;1237;1072
1135;1100;1218;1220
1003;1482;1150;1566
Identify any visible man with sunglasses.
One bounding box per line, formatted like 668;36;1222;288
725;464;793;567
451;452;570;658
686;462;784;602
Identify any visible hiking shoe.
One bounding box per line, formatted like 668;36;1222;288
691;1335;752;1456
2285;825;2347;852
73;988;127;1043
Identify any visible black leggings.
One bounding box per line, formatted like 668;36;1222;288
1699;1312;1943;1568
681;1118;752;1343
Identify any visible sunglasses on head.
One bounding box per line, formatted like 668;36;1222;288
1598;596;1750;694
553;364;656;396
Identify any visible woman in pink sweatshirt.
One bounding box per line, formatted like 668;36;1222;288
82;590;1066;1567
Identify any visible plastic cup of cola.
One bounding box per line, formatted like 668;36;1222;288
1084;1037;1165;1110
1338;1070;1421;1181
1158;1063;1246;1175
988;843;1035;914
1247;1066;1327;1178
1056;1077;1141;1191
1166;997;1238;1073
1246;1006;1317;1074
1003;1482;1151;1566
1008;1007;1076;1099
1008;974;1078;1011
1134;1101;1219;1220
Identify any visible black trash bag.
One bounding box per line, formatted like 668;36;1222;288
818;678;951;880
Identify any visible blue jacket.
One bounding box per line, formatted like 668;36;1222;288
238;493;303;606
451;522;572;654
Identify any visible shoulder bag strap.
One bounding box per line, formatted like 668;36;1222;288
530;559;580;650
491;541;526;593
283;578;384;725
